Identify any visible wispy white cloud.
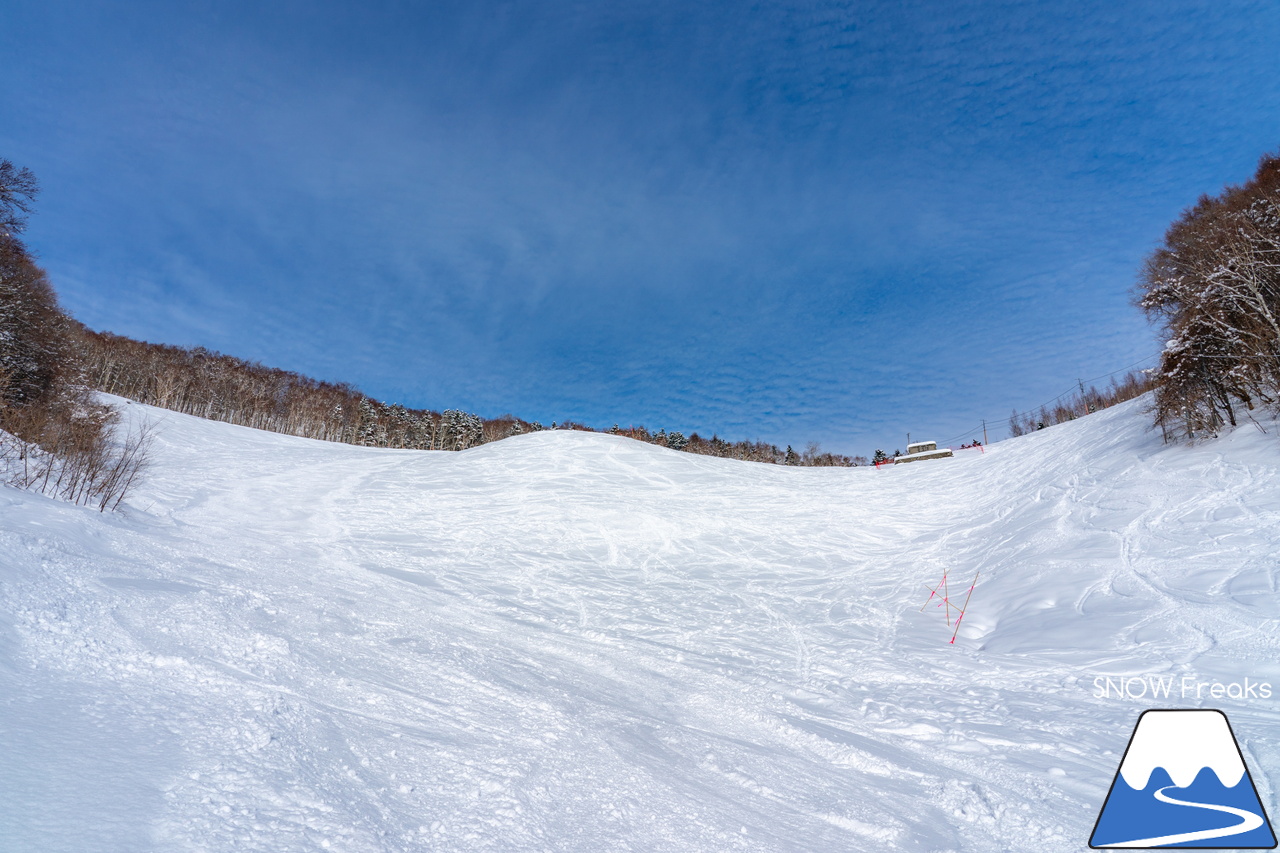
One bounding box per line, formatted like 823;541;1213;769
2;0;1277;452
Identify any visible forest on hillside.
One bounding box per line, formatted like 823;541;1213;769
74;327;862;466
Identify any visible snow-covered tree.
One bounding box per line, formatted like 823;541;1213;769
439;409;484;450
1139;151;1280;439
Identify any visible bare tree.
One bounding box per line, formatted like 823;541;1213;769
0;159;152;511
0;159;39;237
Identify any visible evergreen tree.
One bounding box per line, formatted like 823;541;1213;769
440;409;464;450
439;409;484;450
356;398;379;446
462;412;483;447
330;404;345;442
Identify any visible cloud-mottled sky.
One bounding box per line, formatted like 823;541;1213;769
4;0;1279;453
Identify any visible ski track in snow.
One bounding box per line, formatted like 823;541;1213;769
1;395;1279;851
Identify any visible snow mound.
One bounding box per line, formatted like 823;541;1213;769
1;394;1278;852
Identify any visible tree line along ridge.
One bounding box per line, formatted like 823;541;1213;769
76;326;863;466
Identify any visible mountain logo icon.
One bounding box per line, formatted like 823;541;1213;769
1090;709;1276;848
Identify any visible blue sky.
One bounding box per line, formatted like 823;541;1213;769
3;0;1279;454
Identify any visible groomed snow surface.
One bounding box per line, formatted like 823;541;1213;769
2;395;1278;852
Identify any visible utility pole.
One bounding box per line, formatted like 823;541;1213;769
982;419;987;446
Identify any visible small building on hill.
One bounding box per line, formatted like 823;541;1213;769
895;440;953;464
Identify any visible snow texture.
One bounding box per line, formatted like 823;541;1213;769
1;394;1278;852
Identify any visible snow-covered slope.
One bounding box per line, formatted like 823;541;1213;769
1;395;1277;852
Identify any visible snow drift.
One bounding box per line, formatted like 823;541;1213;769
1;395;1277;851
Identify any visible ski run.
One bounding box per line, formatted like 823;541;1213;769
2;394;1278;852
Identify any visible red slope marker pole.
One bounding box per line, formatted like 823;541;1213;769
943;571;953;626
920;571;948;612
948;571;979;644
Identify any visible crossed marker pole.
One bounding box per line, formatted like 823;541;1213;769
921;569;979;644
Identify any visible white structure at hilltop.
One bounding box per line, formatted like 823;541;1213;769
895;439;954;463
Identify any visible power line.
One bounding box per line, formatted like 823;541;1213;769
1079;354;1160;385
936;353;1160;446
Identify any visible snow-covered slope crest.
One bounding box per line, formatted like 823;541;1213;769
1118;710;1245;789
1;394;1279;852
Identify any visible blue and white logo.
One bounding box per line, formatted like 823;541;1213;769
1091;709;1276;848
